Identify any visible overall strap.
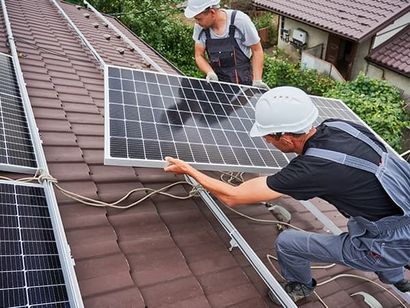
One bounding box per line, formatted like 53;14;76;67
305;148;379;174
324;121;385;156
229;10;237;36
203;28;211;40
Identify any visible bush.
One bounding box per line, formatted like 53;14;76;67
91;0;201;77
325;74;409;151
252;12;277;46
263;55;335;96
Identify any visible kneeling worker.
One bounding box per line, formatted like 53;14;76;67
165;86;410;304
185;0;268;88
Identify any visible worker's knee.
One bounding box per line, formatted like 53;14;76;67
275;229;303;251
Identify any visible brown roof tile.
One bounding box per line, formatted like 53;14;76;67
253;0;410;42
1;0;406;306
367;24;410;77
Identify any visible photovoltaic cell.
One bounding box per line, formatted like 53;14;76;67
105;66;367;173
0;182;69;307
0;53;37;171
105;66;293;173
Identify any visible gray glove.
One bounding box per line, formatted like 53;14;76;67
252;80;269;90
206;71;218;82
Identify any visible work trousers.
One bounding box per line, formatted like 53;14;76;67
276;229;406;285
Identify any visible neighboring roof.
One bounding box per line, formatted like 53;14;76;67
252;0;410;42
367;24;410;77
0;0;407;307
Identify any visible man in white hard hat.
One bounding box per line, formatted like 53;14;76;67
184;0;268;88
164;86;410;304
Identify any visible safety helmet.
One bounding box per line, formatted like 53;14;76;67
250;86;318;137
184;0;221;18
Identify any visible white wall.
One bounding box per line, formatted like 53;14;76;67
350;38;372;79
278;17;329;59
373;12;410;48
367;64;410;98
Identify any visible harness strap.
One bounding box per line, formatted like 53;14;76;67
229;10;237;36
305;148;379;174
324;121;385;156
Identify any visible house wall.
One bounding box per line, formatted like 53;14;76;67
367;64;410;98
373;12;410;48
278;17;329;59
350;38;372;79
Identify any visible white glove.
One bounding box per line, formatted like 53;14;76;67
206;71;218;82
252;80;269;90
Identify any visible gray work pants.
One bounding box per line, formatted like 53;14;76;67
276;229;406;285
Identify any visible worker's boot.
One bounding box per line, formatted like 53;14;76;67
268;279;316;304
394;279;410;292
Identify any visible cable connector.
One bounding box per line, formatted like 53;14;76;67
267;204;292;223
37;169;58;184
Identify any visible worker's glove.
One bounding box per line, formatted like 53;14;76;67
252;80;269;90
206;71;219;82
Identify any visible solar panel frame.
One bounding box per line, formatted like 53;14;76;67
0;180;70;307
104;65;296;173
104;65;394;174
0;53;38;174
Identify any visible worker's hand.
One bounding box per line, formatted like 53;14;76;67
252;80;269;90
206;71;218;82
164;156;191;175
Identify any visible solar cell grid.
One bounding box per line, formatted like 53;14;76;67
0;182;69;307
105;66;292;173
105;66;369;173
0;53;37;172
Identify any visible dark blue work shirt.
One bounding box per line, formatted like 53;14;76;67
267;119;403;221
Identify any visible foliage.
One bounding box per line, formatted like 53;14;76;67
325;74;409;151
252;12;277;46
88;0;408;151
263;55;335;96
90;0;201;77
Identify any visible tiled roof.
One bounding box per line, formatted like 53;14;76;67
0;0;408;307
252;0;410;42
367;24;410;77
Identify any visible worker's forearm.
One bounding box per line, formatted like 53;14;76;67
252;50;264;80
196;55;214;75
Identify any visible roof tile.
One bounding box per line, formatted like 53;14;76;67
253;0;410;41
367;24;410;77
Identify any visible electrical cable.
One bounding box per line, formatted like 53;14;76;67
220;172;407;308
1;171;406;307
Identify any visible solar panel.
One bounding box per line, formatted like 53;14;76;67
0;181;70;307
0;53;37;172
104;66;368;173
104;66;299;173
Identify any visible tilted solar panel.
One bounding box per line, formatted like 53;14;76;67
104;66;369;173
104;65;299;173
0;53;37;172
0;182;69;307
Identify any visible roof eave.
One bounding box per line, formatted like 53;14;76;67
365;57;410;78
253;2;410;43
357;6;410;43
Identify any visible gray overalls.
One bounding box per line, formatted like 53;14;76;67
202;10;252;85
275;121;410;286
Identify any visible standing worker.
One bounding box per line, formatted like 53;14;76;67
164;86;410;304
184;0;268;88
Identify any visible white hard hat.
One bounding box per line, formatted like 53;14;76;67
184;0;220;18
250;86;318;137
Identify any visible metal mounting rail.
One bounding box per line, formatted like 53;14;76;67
83;0;165;73
1;0;84;306
49;0;105;68
185;175;297;308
